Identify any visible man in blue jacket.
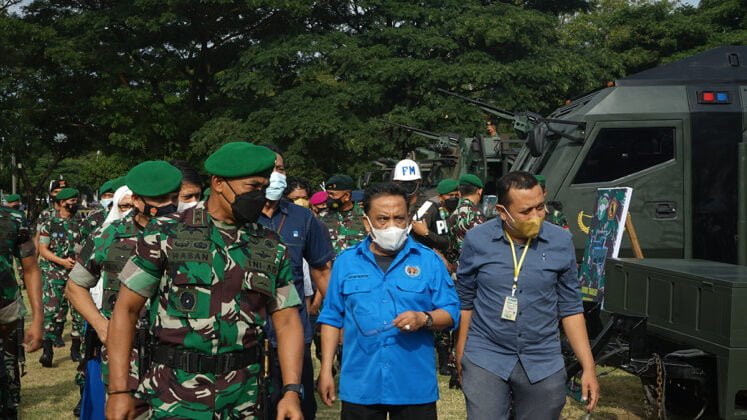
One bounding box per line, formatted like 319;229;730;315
317;182;459;420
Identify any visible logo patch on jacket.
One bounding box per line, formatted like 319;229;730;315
405;265;420;277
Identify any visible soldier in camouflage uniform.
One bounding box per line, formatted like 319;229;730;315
79;179;116;244
320;174;367;256
448;174;486;257
68;167;179;418
535;175;569;230
107;144;304;420
38;187;85;366
0;205;43;419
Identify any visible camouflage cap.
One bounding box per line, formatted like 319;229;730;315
99;179;114;195
436;179;458;195
55;187;79;201
4;194;20;202
459;173;484;189
110;176;127;191
326;174;354;191
126;161;182;197
534;174;546;188
204;142;275;178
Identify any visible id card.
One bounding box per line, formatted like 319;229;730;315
501;296;518;321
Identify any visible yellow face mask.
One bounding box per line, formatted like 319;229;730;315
294;198;310;209
499;205;543;239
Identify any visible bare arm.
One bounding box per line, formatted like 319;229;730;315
39;243;73;268
310;261;331;297
317;324;340;407
272;307;304;420
392;308;453;332
20;255;43;352
105;286;146;420
562;313;599;412
66;279;109;343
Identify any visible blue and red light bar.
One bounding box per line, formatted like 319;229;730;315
698;91;731;104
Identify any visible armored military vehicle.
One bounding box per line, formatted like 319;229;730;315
448;46;747;419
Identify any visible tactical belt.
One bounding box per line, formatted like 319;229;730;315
151;344;260;374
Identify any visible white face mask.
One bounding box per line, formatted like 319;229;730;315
100;198;114;210
365;215;411;252
266;172;287;201
177;201;198;212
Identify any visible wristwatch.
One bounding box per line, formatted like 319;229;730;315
281;383;304;400
422;311;434;329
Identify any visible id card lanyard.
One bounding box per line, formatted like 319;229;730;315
507;233;532;297
502;232;531;321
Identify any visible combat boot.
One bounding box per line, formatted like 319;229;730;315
73;384;83;417
70;337;81;362
39;339;54;367
54;323;65;348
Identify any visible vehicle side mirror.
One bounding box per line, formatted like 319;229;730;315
482;195;498;219
528;124;547;157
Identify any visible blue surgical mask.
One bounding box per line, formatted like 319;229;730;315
266;172;287;201
100;198;113;210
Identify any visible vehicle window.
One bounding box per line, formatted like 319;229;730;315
572;127;675;184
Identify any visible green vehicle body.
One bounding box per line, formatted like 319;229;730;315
450;46;747;418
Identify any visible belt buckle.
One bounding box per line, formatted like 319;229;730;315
186;351;202;373
215;354;226;374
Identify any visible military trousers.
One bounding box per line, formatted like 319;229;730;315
0;319;21;417
42;269;84;340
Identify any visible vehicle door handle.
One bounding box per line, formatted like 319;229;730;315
655;203;677;218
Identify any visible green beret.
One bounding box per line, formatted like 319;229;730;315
534;174;546;187
436;179;458;195
55;188;79;201
326;174;354;191
4;194;20;203
204;142;276;178
110;176;127;191
99;180;114;195
459;173;484;189
126;161;182;197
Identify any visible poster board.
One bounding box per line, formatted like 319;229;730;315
578;187;633;303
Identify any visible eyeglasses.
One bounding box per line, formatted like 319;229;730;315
353;290;398;337
118;203;133;211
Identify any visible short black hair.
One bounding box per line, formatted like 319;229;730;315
259;143;284;160
363;182;408;214
458;183;479;196
170;160;203;187
284;176;312;197
497;171;539;206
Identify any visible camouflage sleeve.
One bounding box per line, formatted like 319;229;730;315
14;213;35;259
69;228;105;289
38;219;51;246
119;223;164;299
472;210;486;227
268;244;301;313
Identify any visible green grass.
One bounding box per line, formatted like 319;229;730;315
18;313;646;419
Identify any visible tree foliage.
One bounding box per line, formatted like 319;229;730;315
1;0;744;205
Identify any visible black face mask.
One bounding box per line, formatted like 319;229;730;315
223;182;266;225
142;202;178;218
326;197;346;212
443;197;459;213
398;181;419;196
65;203;81;214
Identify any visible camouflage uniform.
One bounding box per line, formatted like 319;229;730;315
39;213;84;340
70;213;149;414
447;198;486;257
119;202;300;419
546;201;569;229
79;207;106;244
320;202;366;255
0;207;35;414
